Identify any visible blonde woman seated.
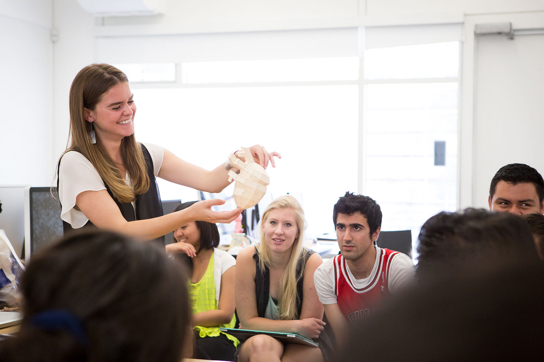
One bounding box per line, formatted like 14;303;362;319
235;195;334;362
168;201;239;361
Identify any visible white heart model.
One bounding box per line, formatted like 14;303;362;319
227;147;270;210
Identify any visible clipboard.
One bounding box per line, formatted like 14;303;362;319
220;327;319;348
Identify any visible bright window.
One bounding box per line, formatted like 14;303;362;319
115;63;176;83
363;42;460;244
181;57;359;84
365;42;460;80
134;83;358;237
118;42;460;244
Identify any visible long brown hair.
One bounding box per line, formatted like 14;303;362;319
65;63;149;203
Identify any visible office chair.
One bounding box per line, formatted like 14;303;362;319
376;230;412;257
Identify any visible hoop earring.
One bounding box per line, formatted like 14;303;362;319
89;122;96;144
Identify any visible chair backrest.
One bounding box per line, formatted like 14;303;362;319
376;230;412;257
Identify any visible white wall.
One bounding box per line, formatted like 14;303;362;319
99;0;544;33
2;0;542;211
0;0;53;186
467;12;544;209
52;0;96;161
473;32;544;207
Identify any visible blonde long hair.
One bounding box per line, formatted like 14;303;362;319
258;195;308;320
64;64;149;203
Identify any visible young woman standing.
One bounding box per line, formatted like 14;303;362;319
57;63;280;245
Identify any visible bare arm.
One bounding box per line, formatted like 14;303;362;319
76;191;240;241
235;247;324;339
323;303;350;347
296;252;327;339
158;149;232;193
192;266;236;327
300;253;325;320
158;145;282;193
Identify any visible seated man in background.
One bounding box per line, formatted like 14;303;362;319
488;163;544;215
523;213;544;260
416;208;539;282
314;192;414;346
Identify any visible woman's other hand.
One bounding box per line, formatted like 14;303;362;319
165;241;197;257
247;145;281;169
186;199;242;224
296;317;326;339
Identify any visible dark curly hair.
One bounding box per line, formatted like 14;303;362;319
333;192;382;236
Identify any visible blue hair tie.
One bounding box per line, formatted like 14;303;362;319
30;309;88;347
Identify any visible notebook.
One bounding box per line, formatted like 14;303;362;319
220;328;318;347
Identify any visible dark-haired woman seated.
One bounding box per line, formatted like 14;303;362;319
167;201;239;361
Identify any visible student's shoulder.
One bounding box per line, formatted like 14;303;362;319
214;247;236;263
315;257;335;276
390;250;414;268
304;250;323;270
235;245;257;264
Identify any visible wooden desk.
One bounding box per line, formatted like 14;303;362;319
0;311;22;335
0;324;19;334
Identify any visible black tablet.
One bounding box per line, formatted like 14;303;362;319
220;328;319;347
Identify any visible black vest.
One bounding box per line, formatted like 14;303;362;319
252;248;335;361
59;144;165;246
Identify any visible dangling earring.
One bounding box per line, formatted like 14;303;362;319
89;122;96;144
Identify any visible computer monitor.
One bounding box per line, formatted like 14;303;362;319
24;187;64;260
161;199;181;245
0;186;28;258
22;189;183;259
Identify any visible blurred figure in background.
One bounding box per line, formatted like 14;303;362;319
335;260;544;362
522;212;544;260
336;208;544;362
416;208;539;282
0;229;191;362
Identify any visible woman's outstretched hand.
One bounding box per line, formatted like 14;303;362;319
187;199;241;224
248;145;281;169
